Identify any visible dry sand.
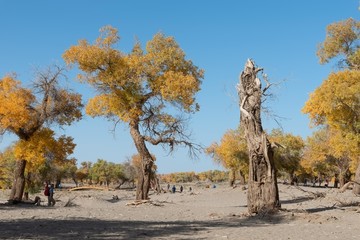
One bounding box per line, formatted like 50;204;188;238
0;183;359;239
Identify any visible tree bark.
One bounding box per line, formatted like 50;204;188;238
239;170;246;185
130;122;154;200
353;161;360;195
238;59;280;214
229;169;236;186
9;159;27;202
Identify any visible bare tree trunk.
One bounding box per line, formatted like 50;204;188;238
339;173;345;188
229;169;236;186
9;159;27;202
151;174;161;193
239;170;245;185
238;59;280;214
130;122;154;200
353;161;360;195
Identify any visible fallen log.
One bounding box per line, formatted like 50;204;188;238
68;186;114;191
126;200;150;206
339;181;360;194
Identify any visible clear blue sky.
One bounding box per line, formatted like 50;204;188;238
0;1;359;174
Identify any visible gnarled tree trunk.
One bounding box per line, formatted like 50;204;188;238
9;159;27;202
130;122;154;200
238;59;280;214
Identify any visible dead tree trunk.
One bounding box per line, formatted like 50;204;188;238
237;59;280;214
9;159;27;202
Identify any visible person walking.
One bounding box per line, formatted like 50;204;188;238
48;184;56;206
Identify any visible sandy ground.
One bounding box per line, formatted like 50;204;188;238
0;182;359;240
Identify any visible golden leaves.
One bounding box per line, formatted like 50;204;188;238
63;25;203;125
0;75;35;131
302;70;360;134
14;128;75;170
206;127;248;173
96;25;120;47
317;18;360;66
157;71;200;111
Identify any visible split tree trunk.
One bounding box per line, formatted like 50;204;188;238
130;122;154;200
9;159;27;202
237;59;280;214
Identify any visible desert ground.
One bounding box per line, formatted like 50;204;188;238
0;182;359;240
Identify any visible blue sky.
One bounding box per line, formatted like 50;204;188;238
0;1;359;173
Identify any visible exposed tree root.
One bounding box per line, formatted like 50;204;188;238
294;186;326;198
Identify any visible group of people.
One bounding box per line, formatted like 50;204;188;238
167;184;192;193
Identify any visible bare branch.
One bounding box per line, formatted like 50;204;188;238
240;95;250;118
262;72;272;94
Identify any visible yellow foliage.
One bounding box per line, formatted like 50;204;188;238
14;128;76;172
303;70;360;140
301;127;358;176
305;17;360;180
268;129;304;175
317;18;360;68
0;146;16;189
0;75;35;131
206;127;248;175
301;129;329;175
63;26;203;124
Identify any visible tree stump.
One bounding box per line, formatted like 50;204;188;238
237;59;280;214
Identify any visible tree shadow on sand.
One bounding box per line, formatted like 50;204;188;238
0;214;289;240
280;196;315;205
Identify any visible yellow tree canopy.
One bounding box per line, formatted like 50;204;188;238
0;75;35;133
302;70;360;141
206;127;248;175
301;127;357;177
63;26;203;146
0;146;16;188
317;18;360;69
301;128;331;175
14;128;76;171
0;68;83;139
268;129;304;176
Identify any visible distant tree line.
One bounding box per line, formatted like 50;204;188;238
0;148;139;192
0;145;229;194
159;170;229;183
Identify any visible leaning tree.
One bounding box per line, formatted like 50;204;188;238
0;66;82;201
237;59;280;213
63;26;203;200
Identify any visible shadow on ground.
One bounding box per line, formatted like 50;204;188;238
0;214;288;240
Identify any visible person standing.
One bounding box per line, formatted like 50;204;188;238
48;184;56;206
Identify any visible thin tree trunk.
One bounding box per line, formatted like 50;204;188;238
339;173;345;188
229;169;236;186
238;59;280;214
130;122;154;200
9;159;27;202
239;170;245;185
